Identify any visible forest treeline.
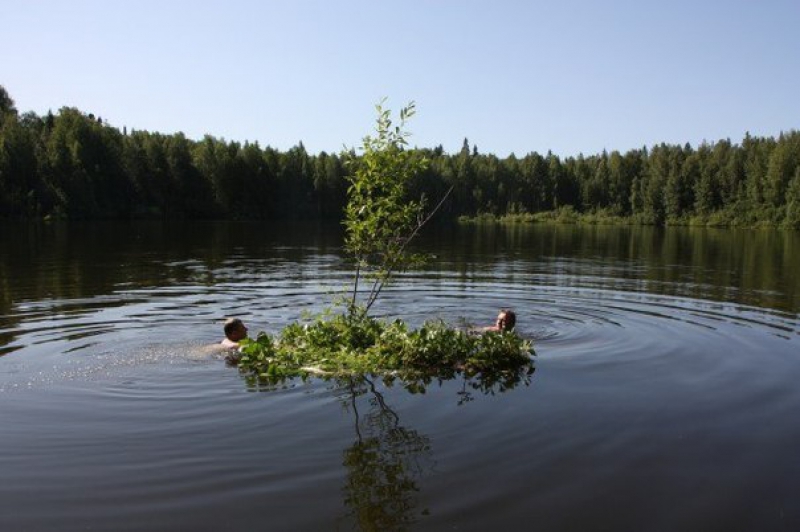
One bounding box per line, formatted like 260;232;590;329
2;86;799;227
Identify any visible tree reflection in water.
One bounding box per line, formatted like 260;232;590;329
336;363;535;531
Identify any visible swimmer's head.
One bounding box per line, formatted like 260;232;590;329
496;309;516;331
224;318;248;341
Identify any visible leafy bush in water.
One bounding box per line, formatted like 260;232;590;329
234;314;534;390
231;103;533;393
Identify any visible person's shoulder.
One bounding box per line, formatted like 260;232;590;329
220;338;240;349
200;343;228;354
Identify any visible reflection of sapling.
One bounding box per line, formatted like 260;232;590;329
235;101;534;388
340;376;433;530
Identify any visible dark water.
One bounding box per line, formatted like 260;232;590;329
1;221;799;531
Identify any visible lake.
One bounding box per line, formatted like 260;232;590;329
1;221;799;531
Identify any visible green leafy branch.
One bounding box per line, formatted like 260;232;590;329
344;100;452;316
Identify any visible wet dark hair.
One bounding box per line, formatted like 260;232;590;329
500;309;516;330
224;318;244;339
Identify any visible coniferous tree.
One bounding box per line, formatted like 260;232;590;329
785;167;800;228
1;84;800;227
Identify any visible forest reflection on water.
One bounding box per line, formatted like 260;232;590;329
1;221;798;319
426;222;800;314
1;221;799;531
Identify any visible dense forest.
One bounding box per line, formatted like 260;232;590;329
2;86;799;227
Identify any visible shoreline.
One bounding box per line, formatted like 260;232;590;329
457;209;799;230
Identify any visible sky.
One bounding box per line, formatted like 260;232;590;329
2;0;799;157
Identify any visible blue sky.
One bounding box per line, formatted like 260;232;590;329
2;0;799;156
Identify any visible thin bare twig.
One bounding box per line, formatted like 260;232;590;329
364;185;454;312
350;261;361;316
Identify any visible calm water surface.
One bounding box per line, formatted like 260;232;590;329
1;221;799;531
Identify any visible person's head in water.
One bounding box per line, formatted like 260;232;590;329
495;309;516;331
224;318;248;342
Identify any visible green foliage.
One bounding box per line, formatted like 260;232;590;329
2;84;800;229
234;313;535;392
785;167;800;229
226;100;533;390
460;206;631;226
343;101;432;314
0;86;16;123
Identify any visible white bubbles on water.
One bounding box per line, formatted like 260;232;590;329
0;340;229;393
